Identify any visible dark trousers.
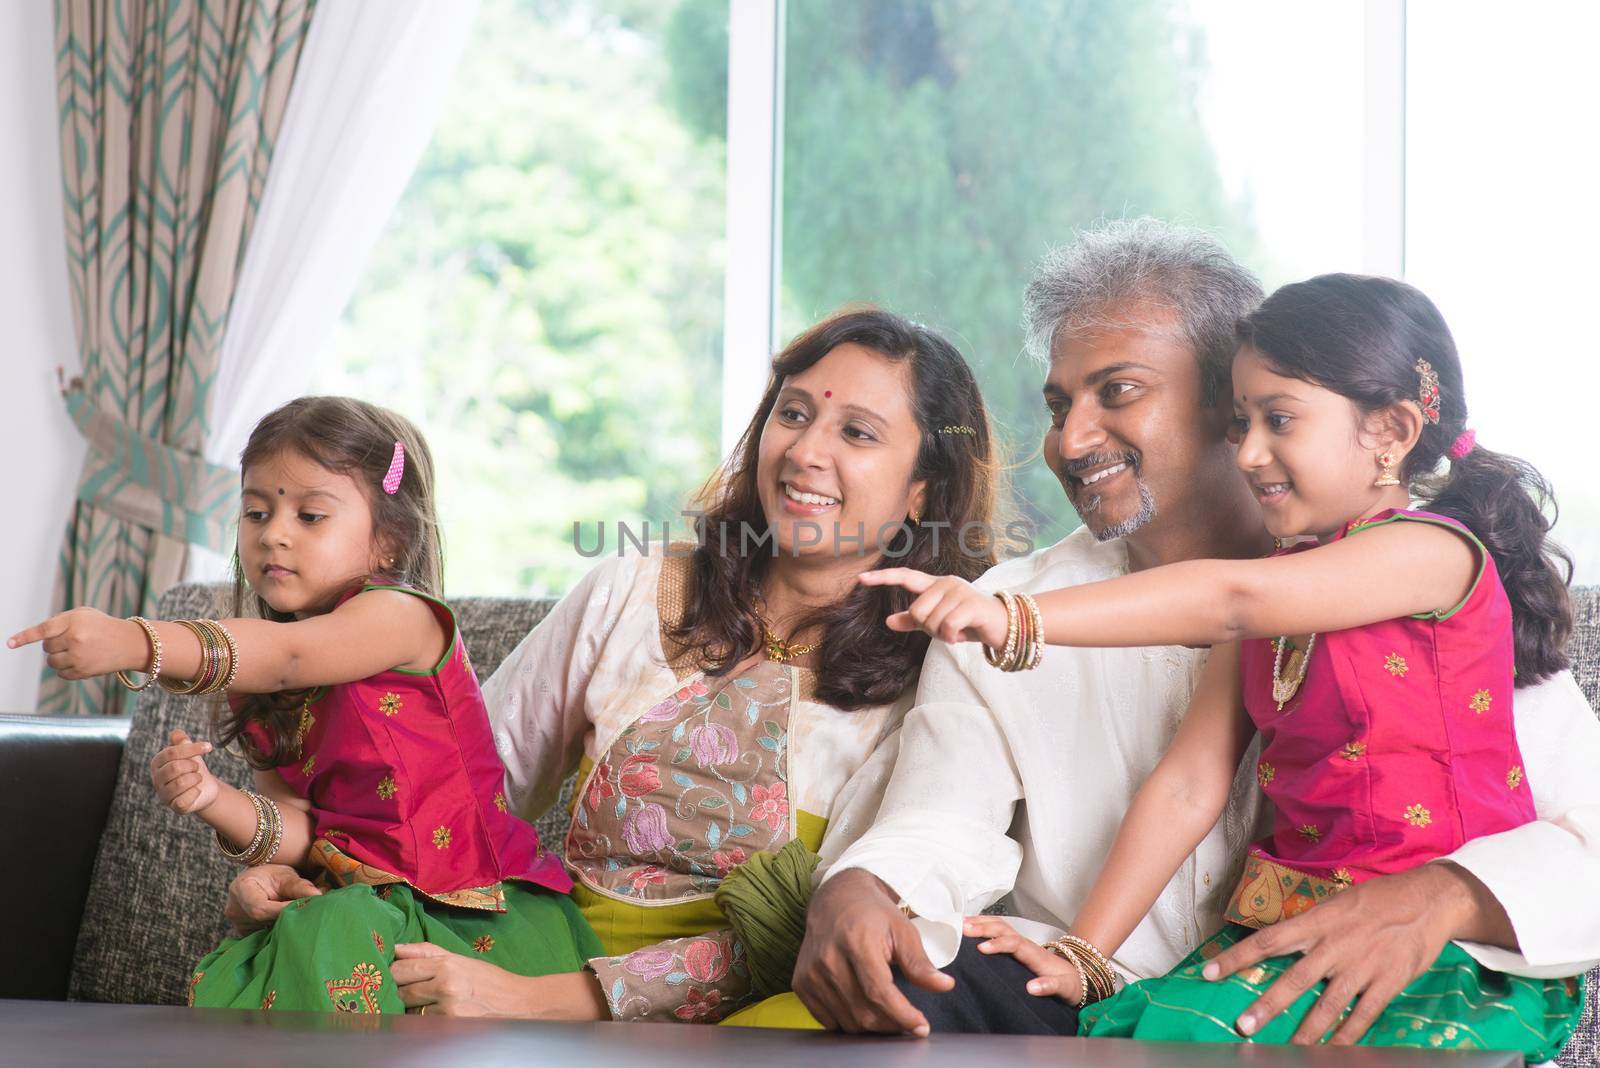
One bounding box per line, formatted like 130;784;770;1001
893;936;1082;1036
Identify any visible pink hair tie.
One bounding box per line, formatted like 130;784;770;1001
382;441;405;494
1448;429;1476;460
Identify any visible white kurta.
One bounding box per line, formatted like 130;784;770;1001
827;526;1600;982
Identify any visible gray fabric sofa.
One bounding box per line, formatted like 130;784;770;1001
7;581;1600;1063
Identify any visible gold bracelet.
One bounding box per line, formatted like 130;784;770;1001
1046;935;1117;1004
216;792;269;863
115;617;163;692
1043;938;1092;1008
983;591;1021;670
159;620;218;695
1019;592;1044;671
207;619;240;693
250;796;283;866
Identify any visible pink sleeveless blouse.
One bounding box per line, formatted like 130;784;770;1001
1227;509;1534;925
244;585;570;910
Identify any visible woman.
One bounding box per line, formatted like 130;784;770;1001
220;308;1005;1024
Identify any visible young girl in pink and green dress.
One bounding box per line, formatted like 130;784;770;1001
13;396;602;1014
866;274;1583;1059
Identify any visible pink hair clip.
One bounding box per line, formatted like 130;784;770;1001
1448;429;1476;460
382;441;405;494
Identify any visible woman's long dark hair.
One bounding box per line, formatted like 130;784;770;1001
670;308;1003;709
217;396;445;767
1239;274;1572;684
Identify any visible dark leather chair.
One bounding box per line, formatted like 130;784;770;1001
0;714;130;1000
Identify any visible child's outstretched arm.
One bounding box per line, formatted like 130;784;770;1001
149;729;316;867
861;520;1479;650
9;587;446;693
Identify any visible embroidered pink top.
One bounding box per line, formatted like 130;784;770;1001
1236;509;1534;894
243;585;571;908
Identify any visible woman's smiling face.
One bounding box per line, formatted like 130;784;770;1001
756;342;927;561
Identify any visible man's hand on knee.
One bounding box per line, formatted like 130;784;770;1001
793;867;953;1035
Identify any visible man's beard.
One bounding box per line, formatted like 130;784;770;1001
1082;479;1158;541
1064;450;1158;540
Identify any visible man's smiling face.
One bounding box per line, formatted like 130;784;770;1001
1042;308;1226;541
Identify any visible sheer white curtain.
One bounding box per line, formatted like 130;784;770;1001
190;0;479;580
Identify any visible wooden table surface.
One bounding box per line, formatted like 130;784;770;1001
0;999;1520;1068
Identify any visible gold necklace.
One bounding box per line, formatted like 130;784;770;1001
1271;634;1316;711
754;589;817;663
295;697;316;755
762;625;816;663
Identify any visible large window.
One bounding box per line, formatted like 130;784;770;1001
1406;0;1600;582
321;1;1595;593
776;0;1376;546
316;0;728;596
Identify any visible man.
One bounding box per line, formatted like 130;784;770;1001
792;218;1600;1043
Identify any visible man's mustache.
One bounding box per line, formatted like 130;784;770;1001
1063;450;1141;481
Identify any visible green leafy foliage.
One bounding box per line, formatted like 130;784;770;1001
671;0;1260;546
327;0;1260;595
321;0;727;595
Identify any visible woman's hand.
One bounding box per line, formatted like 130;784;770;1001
7;607;149;680
151;729;222;815
223;864;321;935
392;943;610;1019
964;916;1084;1005
857;569;1009;648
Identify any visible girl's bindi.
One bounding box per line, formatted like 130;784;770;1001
277;488;285;496
824;390;832;398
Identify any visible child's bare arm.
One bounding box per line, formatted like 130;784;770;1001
11;588;446;693
149;729;315;869
862;520;1480;652
1070;643;1254;958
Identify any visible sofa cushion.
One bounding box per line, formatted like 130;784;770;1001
67;583;563;1005
65;582;1600;1038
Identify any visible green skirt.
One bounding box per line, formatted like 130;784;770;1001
1081;924;1583;1061
189;882;603;1013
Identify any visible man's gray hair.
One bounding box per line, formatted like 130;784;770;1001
1022;218;1263;404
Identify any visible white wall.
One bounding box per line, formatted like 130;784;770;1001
0;3;83;712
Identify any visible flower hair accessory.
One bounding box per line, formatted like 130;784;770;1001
1415;360;1441;425
1448;429;1476;460
382;441;405;495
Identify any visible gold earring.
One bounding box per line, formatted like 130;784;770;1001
908;508;921;526
1374;451;1400;487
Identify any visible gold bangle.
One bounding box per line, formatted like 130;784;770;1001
250;796;283;866
983;591;1021;670
1046;935;1117;1004
1019;592;1044;671
160;620;217;695
208;619;240;693
115;617;163;691
1043;939;1092;1008
216;792;269;863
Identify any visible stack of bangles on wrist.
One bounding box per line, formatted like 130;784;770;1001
1044;934;1117;1007
115;617;239;695
983;591;1043;672
216;792;284;866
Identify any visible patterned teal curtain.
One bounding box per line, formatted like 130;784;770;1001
43;0;318;715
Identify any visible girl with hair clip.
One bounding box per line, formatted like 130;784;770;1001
10;396;601;1014
862;274;1584;1057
